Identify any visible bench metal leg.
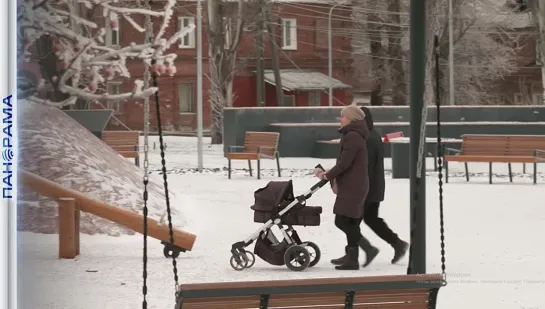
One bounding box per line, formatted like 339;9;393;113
508;163;513;182
464;163;469;182
257;159;261;180
489;162;493;184
134;145;140;167
523;163;526;174
248;160;253;177
534;162;537;184
428;288;440;309
259;294;270;309
344;291;355;309
228;159;232;179
276;153;281;177
445;161;449;183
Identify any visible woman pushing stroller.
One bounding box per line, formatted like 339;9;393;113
314;104;372;270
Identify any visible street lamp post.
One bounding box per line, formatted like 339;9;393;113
328;2;342;106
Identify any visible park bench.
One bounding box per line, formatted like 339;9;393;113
101;130;141;166
383;131;404;142
174;273;443;309
444;134;545;184
226;132;281;180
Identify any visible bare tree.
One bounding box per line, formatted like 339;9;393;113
509;0;545;104
18;0;193;107
207;0;253;144
351;0;388;105
435;0;522;105
387;0;407;105
351;0;523;106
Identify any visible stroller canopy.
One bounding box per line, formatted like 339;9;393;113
251;180;295;212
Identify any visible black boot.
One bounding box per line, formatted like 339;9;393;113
335;247;359;270
392;240;409;264
359;237;379;267
330;247;347;265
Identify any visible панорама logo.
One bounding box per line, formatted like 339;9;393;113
2;94;13;199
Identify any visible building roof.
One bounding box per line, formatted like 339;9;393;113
263;69;352;91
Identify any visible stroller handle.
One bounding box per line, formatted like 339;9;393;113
301;164;330;200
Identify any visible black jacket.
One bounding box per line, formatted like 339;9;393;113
360;107;385;202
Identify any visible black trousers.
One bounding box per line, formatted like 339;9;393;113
334;215;361;247
360;201;400;246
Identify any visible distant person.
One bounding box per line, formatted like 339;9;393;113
315;104;369;270
330;106;408;267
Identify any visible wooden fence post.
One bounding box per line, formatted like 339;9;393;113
58;197;79;259
75;207;80;256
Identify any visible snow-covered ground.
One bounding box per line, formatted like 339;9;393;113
19;136;545;309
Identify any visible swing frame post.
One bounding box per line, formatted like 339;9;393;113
408;0;427;275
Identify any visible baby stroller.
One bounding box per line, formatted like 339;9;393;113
230;173;329;271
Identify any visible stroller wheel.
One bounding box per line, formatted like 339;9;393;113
243;250;256;268
230;253;249;271
284;245;311;271
303;241;321;267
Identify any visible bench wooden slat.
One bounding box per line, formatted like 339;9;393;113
117;151;138;158
181;274;438;291
444;155;536;163
110;145;137;151
103;139;138;143
225;153;260;160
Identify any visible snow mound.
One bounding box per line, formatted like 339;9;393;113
18;100;190;236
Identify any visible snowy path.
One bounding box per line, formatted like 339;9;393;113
18;136;545;309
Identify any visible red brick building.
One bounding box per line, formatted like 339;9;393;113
103;0;354;131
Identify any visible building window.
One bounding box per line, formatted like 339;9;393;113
106;82;122;113
315;19;327;48
106;15;120;46
179;17;195;48
178;83;194;113
281;95;295;106
308;91;321;106
282;18;297;50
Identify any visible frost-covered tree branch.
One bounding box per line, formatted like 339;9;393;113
18;0;195;107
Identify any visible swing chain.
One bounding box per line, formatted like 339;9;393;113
434;34;447;287
151;65;180;294
142;0;153;308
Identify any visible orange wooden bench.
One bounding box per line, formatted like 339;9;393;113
174;274;443;309
384;131;405;142
226;132;281;179
102;130;140;166
444;134;545;184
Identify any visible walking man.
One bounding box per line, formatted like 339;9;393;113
331;106;408;267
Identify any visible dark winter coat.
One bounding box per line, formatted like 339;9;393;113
326;120;370;219
360;107;385;202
